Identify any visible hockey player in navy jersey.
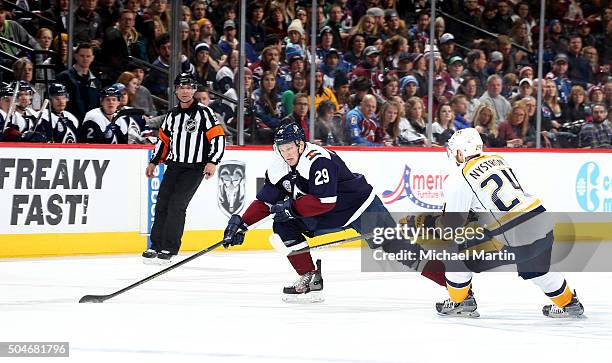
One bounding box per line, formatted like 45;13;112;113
79;86;128;144
222;122;445;302
39;83;79;143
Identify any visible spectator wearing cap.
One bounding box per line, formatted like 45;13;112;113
324;4;346;49
546;19;570;56
367;7;386;29
218;20;238;56
309;70;339;113
280;93;310;139
439;33;461;64
346;94;386;146
316;26;337;64
485;51;505;77
444;56;465;94
281;70;307;115
264;3;287;38
320;49;350;89
576;19;596;48
550;53;573;105
383;9;409;39
381;35;410;70
510;78;534;103
343;34;367;69
579;104;611;148
193;42;217;89
143;33;195;100
350;46;384;90
333;72;351;115
399;75;419;102
285;44;306;75
0;4;40;57
56;43;101;122
479;74;512;122
245;3;265;53
462;50;488;97
286;19;307;55
411;53;428;97
519;66;534;80
567;34;593;85
588;85;605;105
396;52;415;79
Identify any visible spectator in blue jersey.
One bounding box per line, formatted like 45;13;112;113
346;94;389;146
320;49;350;89
221;122;446;302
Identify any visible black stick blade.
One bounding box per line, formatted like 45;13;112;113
79;295;108;303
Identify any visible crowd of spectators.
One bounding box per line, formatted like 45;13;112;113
0;0;611;148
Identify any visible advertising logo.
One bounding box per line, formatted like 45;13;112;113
217;160;246;217
382;165;446;209
147;151;165;248
575;162;612;212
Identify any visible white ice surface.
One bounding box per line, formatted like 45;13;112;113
1;248;610;363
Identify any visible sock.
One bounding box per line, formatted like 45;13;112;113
287;250;316;275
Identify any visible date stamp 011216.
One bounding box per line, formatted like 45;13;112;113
0;342;69;357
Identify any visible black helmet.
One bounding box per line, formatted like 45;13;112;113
100;86;122;100
13;81;34;94
274;122;306;147
48;83;68;97
0;86;13;98
174;72;196;87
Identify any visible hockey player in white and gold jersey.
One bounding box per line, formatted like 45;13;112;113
424;128;584;318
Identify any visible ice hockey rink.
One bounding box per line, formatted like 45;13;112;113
1;248;611;363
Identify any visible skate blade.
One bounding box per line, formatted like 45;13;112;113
437;310;480;318
156;259;172;266
142;258;158;265
282;291;325;304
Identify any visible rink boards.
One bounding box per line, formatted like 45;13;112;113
1;143;611;257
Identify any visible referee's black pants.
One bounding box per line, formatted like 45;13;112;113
150;162;204;255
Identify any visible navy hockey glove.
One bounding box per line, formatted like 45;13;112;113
223;214;248;248
270;199;297;223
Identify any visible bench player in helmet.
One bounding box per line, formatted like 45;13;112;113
222;122;446;302
12;81;38;133
415;128;584;318
0;85;27;140
39;83;79;143
79;86;127;144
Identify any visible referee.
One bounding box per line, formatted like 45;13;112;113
143;73;226;264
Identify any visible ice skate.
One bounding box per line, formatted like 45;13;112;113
282;259;324;303
156;250;174;266
543;291;584;318
142;249;158;265
436;290;480;318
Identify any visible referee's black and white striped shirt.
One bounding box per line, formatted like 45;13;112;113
150;101;225;166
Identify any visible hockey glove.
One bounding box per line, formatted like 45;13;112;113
223;214;248;248
270;199;297;223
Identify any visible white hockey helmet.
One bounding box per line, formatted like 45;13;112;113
446;128;483;165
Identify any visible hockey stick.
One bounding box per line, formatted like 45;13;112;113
269;232;374;256
2;81;20;133
79;215;272;303
30;99;49;133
